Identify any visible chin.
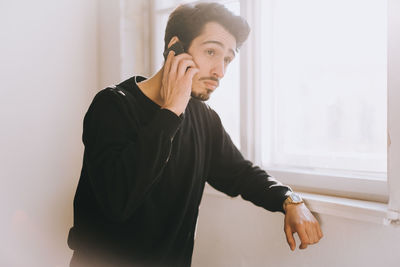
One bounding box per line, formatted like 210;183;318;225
191;91;211;101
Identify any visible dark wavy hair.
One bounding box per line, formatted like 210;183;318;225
164;2;250;53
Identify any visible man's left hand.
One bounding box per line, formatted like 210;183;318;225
284;203;323;251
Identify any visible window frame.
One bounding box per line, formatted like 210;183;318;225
387;0;400;224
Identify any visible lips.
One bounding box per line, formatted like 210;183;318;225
203;80;219;90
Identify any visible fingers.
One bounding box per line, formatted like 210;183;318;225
311;223;321;244
160;52;198;116
297;227;310;250
162;51;175;95
164;53;197;95
284;226;296;251
162;52;195;95
185;66;199;80
297;222;323;249
284;203;324;251
306;216;323;245
317;225;323;239
177;59;197;78
164;50;175;76
168;53;194;77
304;223;316;245
298;220;324;249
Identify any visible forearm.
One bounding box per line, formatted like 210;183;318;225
207;109;291;212
208;160;291;212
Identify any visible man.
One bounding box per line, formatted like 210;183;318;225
68;2;322;266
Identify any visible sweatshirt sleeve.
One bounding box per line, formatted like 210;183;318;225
83;89;181;222
206;110;292;213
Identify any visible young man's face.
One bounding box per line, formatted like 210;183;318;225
187;22;237;101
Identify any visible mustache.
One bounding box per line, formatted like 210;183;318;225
199;76;219;85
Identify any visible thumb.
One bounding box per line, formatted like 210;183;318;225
284;226;296;251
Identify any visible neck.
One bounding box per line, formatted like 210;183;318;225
137;68;164;106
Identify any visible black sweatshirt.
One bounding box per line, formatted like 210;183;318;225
67;76;291;267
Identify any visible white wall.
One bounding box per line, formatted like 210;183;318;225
0;0;149;265
0;1;98;266
98;0;122;88
192;190;400;267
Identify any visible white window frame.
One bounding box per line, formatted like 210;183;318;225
386;0;400;225
237;0;400;225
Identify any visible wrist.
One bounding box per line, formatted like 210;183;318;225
283;192;304;212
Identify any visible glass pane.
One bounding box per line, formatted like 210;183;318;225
261;0;387;175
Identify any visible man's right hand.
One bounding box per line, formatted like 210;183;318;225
160;50;199;116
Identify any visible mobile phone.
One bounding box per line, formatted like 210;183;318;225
163;41;185;60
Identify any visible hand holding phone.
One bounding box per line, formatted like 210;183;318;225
160;41;199;116
163;41;185;60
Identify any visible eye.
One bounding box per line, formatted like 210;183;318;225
224;57;232;64
206;49;215;56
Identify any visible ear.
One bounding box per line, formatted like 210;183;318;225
167;36;180;49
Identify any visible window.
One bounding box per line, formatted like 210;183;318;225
260;0;387;173
241;0;388;202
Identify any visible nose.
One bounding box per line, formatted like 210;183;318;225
211;60;225;79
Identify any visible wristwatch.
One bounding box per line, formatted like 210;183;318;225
283;192;304;211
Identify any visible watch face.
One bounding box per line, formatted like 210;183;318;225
291;194;302;202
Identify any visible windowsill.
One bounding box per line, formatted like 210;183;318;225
265;167;388;203
203;183;389;225
297;192;388;225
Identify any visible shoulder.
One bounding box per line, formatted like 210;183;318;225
82;87;131;127
91;86;126;105
189;99;219;118
187;99;223;130
87;86;132;114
